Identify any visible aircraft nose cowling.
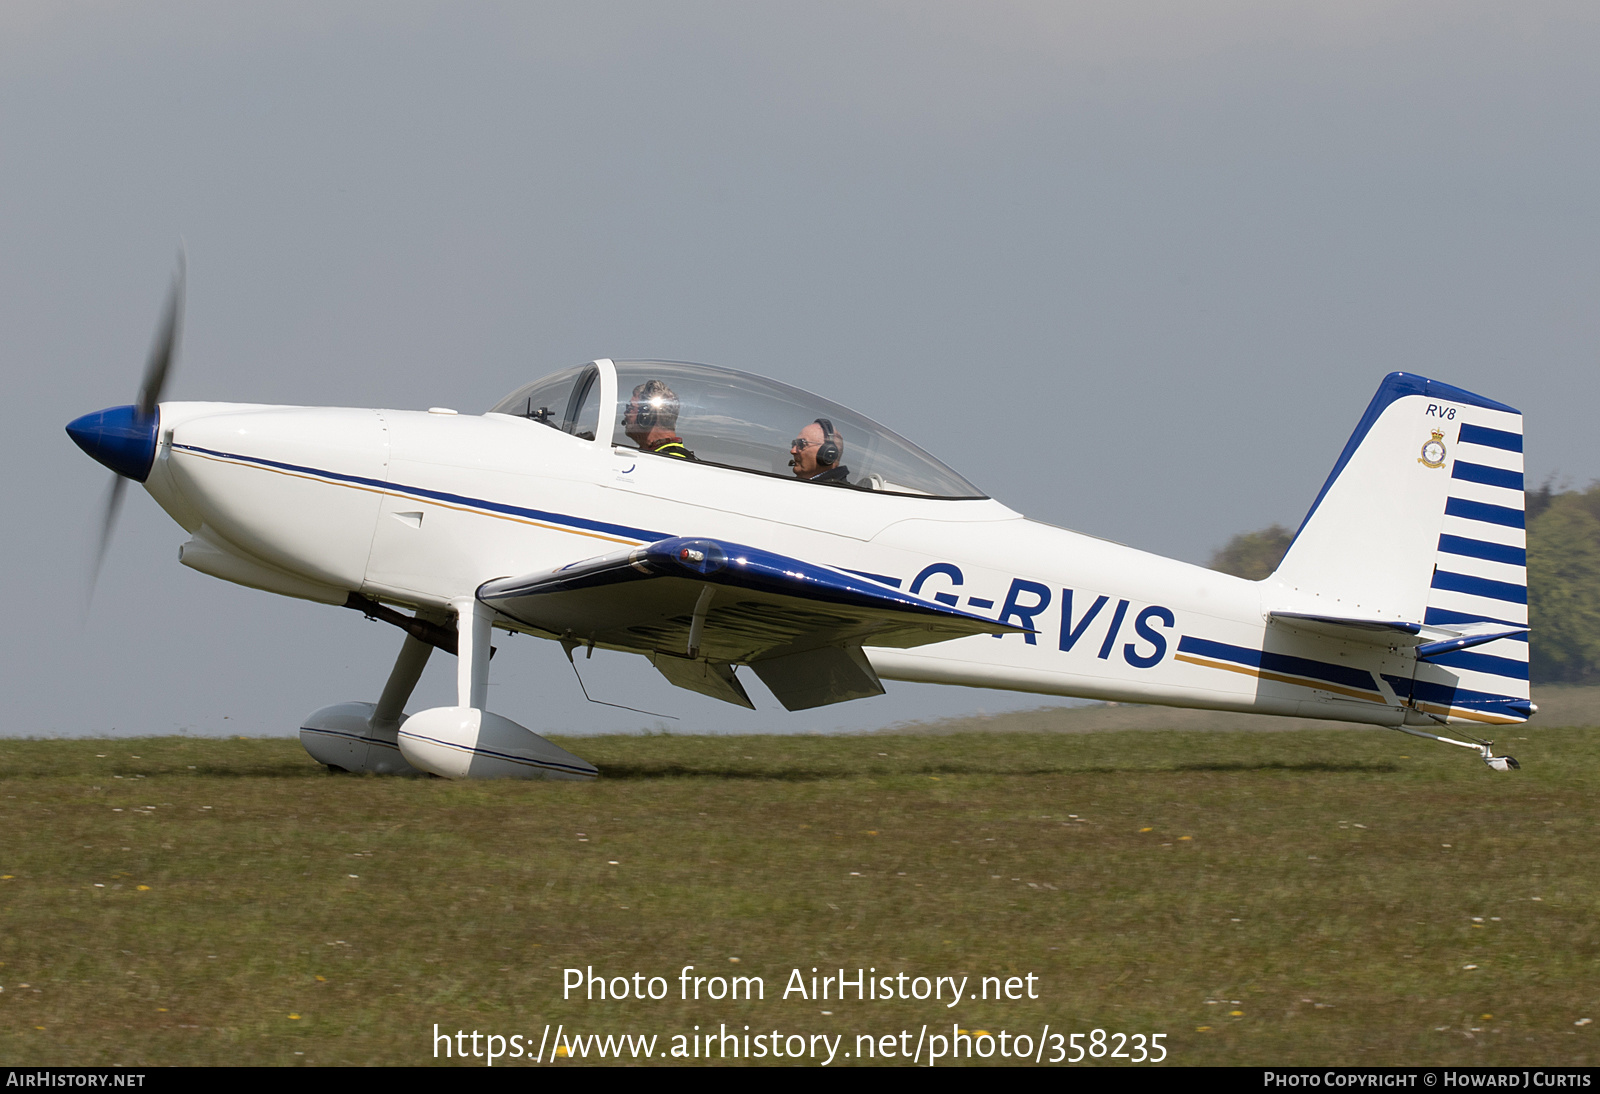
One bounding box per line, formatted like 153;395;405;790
66;405;159;482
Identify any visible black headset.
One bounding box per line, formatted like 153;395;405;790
621;395;659;429
814;418;839;468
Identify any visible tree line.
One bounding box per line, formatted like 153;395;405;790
1208;483;1600;684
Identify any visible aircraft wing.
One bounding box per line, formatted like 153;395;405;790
477;536;1028;710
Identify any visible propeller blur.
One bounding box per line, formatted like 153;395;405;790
69;250;183;599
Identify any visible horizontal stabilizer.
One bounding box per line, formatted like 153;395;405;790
1270;611;1527;657
1414;627;1528;661
1269;612;1424;644
478;537;1026;671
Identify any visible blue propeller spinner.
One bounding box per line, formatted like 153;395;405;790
66;404;160;482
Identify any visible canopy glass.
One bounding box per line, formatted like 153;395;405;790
491;360;985;499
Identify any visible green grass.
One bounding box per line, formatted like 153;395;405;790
2;727;1598;1066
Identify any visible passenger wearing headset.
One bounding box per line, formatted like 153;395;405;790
621;379;694;459
790;418;851;484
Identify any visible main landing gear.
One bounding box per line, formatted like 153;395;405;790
300;596;597;780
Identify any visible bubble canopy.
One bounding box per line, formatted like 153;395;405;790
490;360;986;500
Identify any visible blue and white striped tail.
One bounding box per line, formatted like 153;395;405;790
1272;373;1529;726
1413;410;1529;724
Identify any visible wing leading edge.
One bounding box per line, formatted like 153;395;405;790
477;536;1028;711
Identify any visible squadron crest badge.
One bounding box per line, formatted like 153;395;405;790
1418;429;1447;468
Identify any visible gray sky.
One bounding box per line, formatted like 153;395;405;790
6;2;1598;738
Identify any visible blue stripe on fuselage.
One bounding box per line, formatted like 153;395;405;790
1381;674;1533;718
1176;636;1380;694
171;443;672;543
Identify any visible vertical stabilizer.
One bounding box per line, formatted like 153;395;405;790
1272;373;1528;722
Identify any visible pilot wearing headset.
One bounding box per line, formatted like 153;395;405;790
790;418;851;484
621;379;694;459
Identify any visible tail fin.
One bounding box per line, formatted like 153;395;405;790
1273;372;1529;722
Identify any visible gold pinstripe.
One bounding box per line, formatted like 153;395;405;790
1175;653;1388;704
174;448;641;546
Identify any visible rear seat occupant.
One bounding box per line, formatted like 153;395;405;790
790;418;851;484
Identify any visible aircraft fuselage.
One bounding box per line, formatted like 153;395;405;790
145;399;1435;730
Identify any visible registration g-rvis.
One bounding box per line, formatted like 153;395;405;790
68;258;1535;778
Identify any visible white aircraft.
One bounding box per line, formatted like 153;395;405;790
69;264;1532;778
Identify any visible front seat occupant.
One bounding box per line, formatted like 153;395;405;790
790;418;851;484
622;379;694;459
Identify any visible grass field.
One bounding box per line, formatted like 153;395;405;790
2;724;1598;1066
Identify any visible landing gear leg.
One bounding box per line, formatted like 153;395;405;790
452;594;491;713
374;634;433;729
394;596;598;779
300;609;447;775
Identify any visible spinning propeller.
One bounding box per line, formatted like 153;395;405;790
66;251;186;596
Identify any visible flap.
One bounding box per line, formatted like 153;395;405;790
650;653;756;709
749;645;886;711
477;536;1027;665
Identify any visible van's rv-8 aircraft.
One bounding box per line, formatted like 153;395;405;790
68;265;1533;779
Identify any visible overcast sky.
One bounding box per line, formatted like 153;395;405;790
6;2;1597;739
